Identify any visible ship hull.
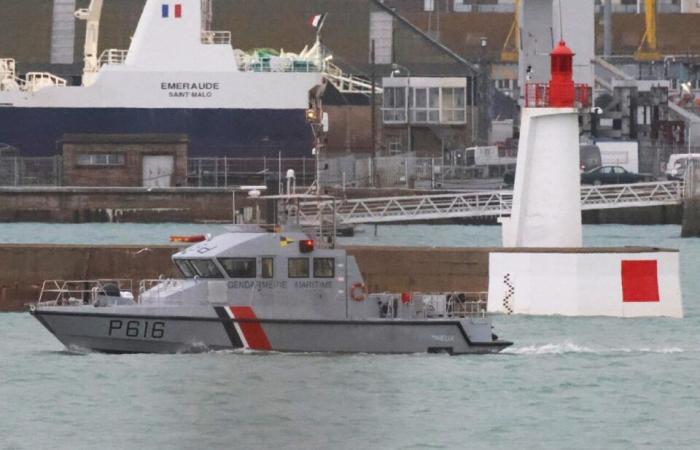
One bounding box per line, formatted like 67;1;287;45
30;306;511;355
0;107;313;157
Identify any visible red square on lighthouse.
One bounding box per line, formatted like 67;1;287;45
621;260;660;302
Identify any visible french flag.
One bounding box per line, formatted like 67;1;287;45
162;3;182;18
308;13;327;29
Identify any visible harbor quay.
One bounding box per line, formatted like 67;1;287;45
0;186;684;225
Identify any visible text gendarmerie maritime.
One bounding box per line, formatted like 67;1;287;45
227;280;333;290
161;82;220;98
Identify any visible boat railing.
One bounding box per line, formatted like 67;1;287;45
36;279;134;306
372;291;488;319
415;292;488;318
201;30;231;45
98;49;128;67
138;278;188;302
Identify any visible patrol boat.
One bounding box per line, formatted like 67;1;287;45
29;224;511;355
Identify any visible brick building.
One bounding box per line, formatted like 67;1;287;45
62;134;188;187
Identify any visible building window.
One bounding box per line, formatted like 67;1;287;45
386;136;403;155
382;87;407;123
288;258;310;278
412;87;440;123
219;258;256;278
76;153;125;166
188;259;224;278
262;257;274;279
313;258;335;278
441;87;466;124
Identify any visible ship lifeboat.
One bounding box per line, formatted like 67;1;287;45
170;234;207;243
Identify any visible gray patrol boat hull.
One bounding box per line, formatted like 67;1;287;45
31;305;510;354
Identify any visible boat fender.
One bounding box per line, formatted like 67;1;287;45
350;283;368;302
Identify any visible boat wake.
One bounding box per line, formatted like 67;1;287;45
504;342;686;355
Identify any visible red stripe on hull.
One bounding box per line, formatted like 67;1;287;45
229;306;272;351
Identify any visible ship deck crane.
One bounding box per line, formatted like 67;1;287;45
634;0;661;61
74;0;104;86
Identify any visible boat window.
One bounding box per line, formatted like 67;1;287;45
219;258;257;278
174;259;196;278
288;258;310;278
314;258;335;278
262;257;274;279
188;259;224;278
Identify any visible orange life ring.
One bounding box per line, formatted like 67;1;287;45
350;283;368;302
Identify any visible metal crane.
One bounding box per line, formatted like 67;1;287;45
501;0;520;62
74;0;104;86
634;0;661;61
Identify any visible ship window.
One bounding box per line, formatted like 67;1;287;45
188;259;224;278
288;258;310;278
262;257;274;279
219;258;256;278
76;153;125;166
314;258;335;278
174;259;195;278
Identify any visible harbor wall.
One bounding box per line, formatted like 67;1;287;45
0;188;684;224
0;244;492;312
0;188;246;223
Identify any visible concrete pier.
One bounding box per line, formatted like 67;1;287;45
682;160;700;237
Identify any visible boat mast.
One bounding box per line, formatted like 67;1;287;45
74;0;104;87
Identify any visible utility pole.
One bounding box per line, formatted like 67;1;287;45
371;40;377;156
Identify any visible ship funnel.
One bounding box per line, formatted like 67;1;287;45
125;0;235;71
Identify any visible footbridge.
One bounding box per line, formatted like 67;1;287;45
296;181;684;225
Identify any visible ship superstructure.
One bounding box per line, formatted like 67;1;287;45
0;0;325;157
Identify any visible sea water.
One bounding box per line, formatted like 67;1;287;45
0;224;698;449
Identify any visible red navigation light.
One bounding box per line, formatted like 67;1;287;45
299;239;315;253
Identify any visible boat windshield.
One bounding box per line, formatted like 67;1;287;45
188;259;224;279
174;259;196;278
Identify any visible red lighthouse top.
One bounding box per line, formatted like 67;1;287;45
548;41;575;107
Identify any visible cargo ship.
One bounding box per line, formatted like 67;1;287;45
0;0;325;157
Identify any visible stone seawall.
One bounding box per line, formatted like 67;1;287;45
0;244;491;312
0;188;250;223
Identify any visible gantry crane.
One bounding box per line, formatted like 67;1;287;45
635;0;662;61
501;0;520;62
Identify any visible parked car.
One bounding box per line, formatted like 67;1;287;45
665;154;700;181
581;165;651;185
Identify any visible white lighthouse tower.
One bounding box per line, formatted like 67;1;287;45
487;42;683;318
501;41;584;248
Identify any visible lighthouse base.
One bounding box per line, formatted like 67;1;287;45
487;248;683;318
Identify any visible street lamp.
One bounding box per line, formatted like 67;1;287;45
392;63;412;154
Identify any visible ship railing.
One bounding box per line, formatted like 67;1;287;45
36;279;134;306
201;30;231;45
237;57;320;73
23;72;67;92
0;58;26;91
98;49;128;67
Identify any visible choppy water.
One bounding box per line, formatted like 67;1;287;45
1;224;699;449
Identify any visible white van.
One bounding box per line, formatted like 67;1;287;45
666;154;700;180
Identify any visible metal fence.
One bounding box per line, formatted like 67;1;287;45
187;157;317;188
0;156;62;186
